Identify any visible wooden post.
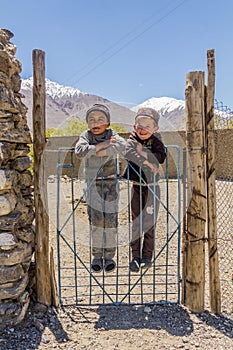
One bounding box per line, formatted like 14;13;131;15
183;71;206;312
33;49;52;306
206;49;221;313
50;247;60;307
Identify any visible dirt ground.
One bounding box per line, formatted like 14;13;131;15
1;178;232;350
0;301;233;350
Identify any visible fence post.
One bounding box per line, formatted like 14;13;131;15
33;49;52;305
206;49;221;314
183;71;206;312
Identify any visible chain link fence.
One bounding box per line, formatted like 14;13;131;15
214;99;233;314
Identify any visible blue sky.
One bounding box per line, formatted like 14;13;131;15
1;0;233;109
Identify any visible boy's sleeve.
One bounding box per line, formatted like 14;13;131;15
75;132;96;158
147;133;166;164
124;138;147;167
105;132;126;156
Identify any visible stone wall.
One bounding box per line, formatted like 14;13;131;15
0;29;34;328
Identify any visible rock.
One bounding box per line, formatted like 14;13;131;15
12;156;32;172
41;334;51;344
0;241;33;266
144;306;152;314
0;232;17;250
15;227;34;244
0;211;22;231
0;142;14;166
0;192;17;216
0;274;28;299
0;264;25;284
0;86;18;113
33;318;44;332
0;169;14;191
33;302;48;314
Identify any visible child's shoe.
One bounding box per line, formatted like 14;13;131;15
104;258;116;273
91;258;103;273
141;258;152;269
129;258;140;272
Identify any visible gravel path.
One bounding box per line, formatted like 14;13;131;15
0;302;232;349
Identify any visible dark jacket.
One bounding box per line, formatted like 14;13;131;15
75;129;125;181
123;131;166;184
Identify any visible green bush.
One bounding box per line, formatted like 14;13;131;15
46;118;127;136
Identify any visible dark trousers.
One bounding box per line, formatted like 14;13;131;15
87;179;117;259
131;184;160;260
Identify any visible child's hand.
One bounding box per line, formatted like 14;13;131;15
143;160;160;174
96;150;107;157
96;140;110;152
95;137;117;156
109;136;116;144
96;137;116;152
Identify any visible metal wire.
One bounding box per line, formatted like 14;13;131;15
213;99;233;313
56;146;182;306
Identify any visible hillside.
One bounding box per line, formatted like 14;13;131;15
21;78;186;131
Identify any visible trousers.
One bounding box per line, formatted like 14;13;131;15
87;179;117;259
131;184;160;260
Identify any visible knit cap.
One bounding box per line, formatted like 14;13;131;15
136;107;160;125
86;104;110;123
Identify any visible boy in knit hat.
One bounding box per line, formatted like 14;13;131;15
123;107;166;272
75;104;125;273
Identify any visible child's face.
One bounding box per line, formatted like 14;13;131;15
87;111;109;135
134;116;158;140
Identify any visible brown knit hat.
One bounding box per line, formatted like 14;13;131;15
86;104;110;123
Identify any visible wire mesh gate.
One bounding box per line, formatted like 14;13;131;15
56;145;182;306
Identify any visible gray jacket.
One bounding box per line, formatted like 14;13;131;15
75;129;125;181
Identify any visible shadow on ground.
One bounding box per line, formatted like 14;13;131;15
94;303;194;336
0;302;69;350
1;302;232;349
196;311;233;339
93;303;233;339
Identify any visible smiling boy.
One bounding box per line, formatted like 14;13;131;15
123;107;166;272
75;104;125;273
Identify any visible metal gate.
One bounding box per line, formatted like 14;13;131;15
56;146;182;306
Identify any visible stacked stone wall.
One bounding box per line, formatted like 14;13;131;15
0;29;34;328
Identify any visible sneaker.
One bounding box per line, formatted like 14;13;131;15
91;258;103;273
141;258;152;269
129;258;140;273
104;258;116;273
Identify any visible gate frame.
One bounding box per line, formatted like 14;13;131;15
56;145;182;306
33;49;221;313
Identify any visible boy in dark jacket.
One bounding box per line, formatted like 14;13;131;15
75;104;125;273
123;107;166;272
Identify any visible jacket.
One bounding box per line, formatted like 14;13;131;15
123;131;166;184
75;129;125;181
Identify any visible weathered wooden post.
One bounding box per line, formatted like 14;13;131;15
206;49;221;314
33;49;52;305
183;71;206;312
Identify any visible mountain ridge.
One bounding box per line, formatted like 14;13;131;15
21;78;186;131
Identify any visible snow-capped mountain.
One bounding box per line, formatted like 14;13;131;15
20;78;186;131
22;77;83;99
132;97;186;130
21;77;136;131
